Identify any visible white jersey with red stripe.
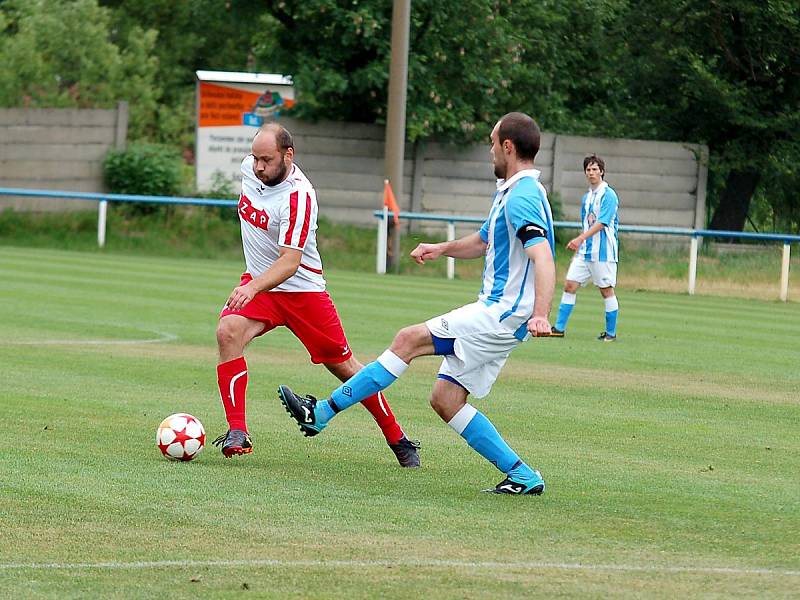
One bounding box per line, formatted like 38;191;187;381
237;155;325;292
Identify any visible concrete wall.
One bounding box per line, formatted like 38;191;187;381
280;118;707;230
0;102;128;211
0;110;707;231
552;134;708;229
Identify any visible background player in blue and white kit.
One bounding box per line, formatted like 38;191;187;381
279;112;556;495
551;155;620;341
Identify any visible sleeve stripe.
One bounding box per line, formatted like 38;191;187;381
283;191;299;245
297;192;312;248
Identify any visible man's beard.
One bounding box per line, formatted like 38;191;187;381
259;160;288;186
493;162;505;179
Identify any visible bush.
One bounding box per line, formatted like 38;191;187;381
104;143;183;197
103;143;184;216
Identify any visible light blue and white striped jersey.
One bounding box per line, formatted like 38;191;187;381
478;169;555;340
578;181;619;262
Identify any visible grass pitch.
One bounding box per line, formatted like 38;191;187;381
0;245;798;598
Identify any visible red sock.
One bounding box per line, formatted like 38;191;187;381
360;391;404;444
217;356;248;432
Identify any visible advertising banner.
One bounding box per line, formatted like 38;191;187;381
195;70;294;191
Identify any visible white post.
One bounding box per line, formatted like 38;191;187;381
446;222;456;280
779;242;791;302
376;206;388;274
688;236;698;295
97;200;108;248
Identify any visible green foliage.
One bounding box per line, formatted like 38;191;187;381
748;138;800;233
103;143;183;202
100;0;264;146
197;171;238;200
254;0;799;230
255;1;605;143
1;1;798;232
0;0;160;139
600;0;800;230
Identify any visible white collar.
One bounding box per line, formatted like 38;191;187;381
496;168;541;192
588;180;608;197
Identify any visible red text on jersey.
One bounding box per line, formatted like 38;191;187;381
239;193;269;230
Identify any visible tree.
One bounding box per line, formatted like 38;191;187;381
0;0;160;140
606;0;800;231
254;0;591;143
100;0;265;145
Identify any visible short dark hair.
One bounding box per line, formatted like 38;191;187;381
498;112;540;161
583;154;605;175
259;122;294;152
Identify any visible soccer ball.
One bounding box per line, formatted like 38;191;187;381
156;413;206;461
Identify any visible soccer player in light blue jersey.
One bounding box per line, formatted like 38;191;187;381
278;112;556;495
551;155;620;341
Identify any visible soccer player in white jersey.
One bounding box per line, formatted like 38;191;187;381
550;155;620;341
212;123;420;468
279;112;556;495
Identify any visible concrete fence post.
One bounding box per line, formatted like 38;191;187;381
780;242;791;302
97;200;108;248
446;221;456;280
376;207;388;274
688;236;699;295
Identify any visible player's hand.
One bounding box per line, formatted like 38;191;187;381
225;283;257;312
410;243;443;265
566;237;582;251
527;315;552;337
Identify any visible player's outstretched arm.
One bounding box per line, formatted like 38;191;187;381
411;232;487;264
525;241;556;336
410;242;444;264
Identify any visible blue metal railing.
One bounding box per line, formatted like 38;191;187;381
0;186;237;207
0;186;237;248
0;187;796;301
373;210;799;301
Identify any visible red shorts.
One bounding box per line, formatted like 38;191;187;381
220;274;353;364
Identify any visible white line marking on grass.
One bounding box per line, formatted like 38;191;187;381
5;330;178;345
0;558;797;577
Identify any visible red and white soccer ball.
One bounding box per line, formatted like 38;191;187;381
156;413;206;461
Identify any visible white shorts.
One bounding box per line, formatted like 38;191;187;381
425;302;521;399
565;257;617;288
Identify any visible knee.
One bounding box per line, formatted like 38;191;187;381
391;324;433;358
429;391;462;422
429;394;447;419
392;325;426;357
216;319;241;349
564;281;579;294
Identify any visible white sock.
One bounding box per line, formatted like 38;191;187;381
447;403;478;434
376;349;409;378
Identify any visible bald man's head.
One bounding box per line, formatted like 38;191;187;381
251;123;294;186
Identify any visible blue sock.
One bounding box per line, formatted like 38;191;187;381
448;404;521;474
508;461;537;482
317;351;409;424
604;296;619;336
555;292;576;331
